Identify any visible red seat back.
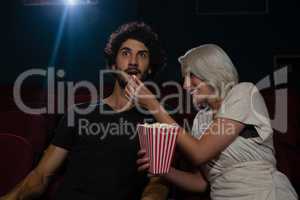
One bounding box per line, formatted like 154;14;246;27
0;133;34;196
0;111;47;153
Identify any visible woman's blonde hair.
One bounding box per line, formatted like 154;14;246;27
178;44;239;98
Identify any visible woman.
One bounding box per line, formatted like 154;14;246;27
125;44;298;200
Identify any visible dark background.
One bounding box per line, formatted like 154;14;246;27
2;0;300;88
0;0;300;197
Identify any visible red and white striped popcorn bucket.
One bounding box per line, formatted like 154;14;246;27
137;123;179;174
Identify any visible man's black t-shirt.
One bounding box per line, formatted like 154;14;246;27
51;101;155;200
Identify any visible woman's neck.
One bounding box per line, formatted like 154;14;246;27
208;98;222;118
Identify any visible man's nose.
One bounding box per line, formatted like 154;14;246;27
129;54;138;66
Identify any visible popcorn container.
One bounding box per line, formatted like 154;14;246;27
137;123;179;174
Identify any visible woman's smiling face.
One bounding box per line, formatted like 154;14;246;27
183;73;215;107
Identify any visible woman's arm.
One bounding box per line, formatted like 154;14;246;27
148;100;244;165
126;76;245;166
137;150;207;194
176;118;244;165
164;167;207;193
145;99;242;162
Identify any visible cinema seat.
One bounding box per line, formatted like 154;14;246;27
0;133;34;196
0;111;47;155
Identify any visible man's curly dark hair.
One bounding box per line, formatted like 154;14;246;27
104;21;166;77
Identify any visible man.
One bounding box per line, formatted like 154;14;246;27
0;22;169;200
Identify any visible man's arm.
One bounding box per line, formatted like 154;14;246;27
0;145;68;200
141;177;169;200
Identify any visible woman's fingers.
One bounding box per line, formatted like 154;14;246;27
125;85;132;96
126;78;138;94
124;87;132;101
125;77;143;104
126;75;154;107
127;83;134;93
125;78;137;98
132;75;142;85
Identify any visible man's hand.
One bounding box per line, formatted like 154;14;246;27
137;149;150;172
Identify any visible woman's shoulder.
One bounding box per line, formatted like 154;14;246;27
224;82;258;100
231;82;256;93
220;82;267;116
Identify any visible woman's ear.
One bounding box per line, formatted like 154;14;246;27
147;68;152;74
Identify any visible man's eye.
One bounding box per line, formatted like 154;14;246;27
121;51;129;56
139;52;148;59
